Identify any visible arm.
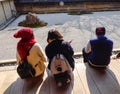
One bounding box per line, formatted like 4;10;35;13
37;44;47;63
63;41;74;56
16;51;21;64
84;41;91;54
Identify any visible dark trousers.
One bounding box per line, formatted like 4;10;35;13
82;48;91;63
82;48;107;68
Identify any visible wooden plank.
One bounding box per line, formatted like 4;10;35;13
48;68;74;94
22;69;50;94
2;68;50;94
36;68;50;94
0;71;18;94
109;59;120;85
1;59;120;94
85;63;120;94
9;78;24;94
48;69;58;94
75;58;83;64
76;63;100;94
22;78;42;94
72;64;85;94
0;72;6;90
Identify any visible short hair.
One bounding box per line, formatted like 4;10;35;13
47;29;63;42
96;27;106;36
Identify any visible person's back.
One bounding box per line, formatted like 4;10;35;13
13;27;46;83
45;29;75;70
89;35;113;65
82;27;113;67
45;29;75;86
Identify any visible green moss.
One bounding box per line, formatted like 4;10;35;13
18;22;48;28
68;11;93;15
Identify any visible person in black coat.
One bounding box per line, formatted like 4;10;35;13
45;29;75;71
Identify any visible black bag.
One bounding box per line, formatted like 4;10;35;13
17;45;35;79
54;71;71;87
17;60;35;79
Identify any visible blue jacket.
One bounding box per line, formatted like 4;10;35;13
45;40;75;70
89;36;113;65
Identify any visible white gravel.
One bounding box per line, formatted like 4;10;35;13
0;11;120;60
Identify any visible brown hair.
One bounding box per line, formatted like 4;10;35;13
47;29;63;42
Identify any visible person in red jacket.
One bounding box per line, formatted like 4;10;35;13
13;27;46;83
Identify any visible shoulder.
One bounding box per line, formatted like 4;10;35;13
61;41;70;48
90;38;97;43
108;39;113;43
107;38;113;42
33;43;40;46
105;37;113;44
107;39;113;45
62;41;74;50
32;43;43;50
62;40;70;46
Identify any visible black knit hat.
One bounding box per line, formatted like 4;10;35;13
96;27;106;36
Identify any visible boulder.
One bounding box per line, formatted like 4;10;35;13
18;12;47;27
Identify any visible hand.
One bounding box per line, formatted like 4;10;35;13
68;40;73;44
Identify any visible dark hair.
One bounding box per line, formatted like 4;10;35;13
47;29;63;42
96;27;106;36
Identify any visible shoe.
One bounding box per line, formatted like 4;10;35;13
83;59;88;63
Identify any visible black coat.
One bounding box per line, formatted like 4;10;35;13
45;40;75;70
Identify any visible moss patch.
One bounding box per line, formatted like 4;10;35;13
68;10;93;15
18;22;48;28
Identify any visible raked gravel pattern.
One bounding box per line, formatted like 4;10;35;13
0;11;120;61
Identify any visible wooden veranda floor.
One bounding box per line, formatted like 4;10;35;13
1;58;120;94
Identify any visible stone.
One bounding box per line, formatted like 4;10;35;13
18;12;47;27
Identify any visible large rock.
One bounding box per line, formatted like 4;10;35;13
18;12;47;27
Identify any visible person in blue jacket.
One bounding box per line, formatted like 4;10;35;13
82;27;113;67
45;29;75;71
